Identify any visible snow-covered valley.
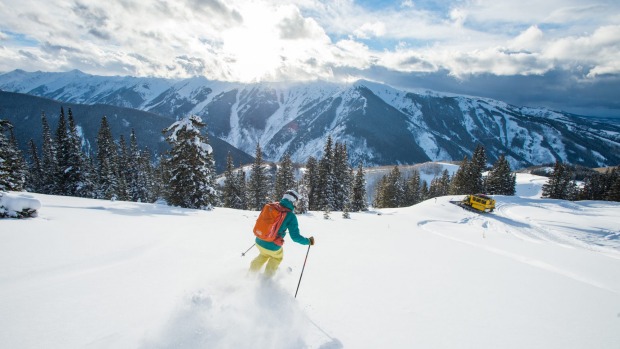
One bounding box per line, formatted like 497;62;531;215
1;173;620;348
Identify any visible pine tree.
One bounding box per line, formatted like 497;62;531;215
428;176;441;199
296;177;309;214
222;153;246;209
127;129;141;202
471;144;487;193
40;112;58;194
580;171;606;200
486;154;516;195
317;136;335;211
153;154;169;202
68;109;93;197
373;166;404;208
7;128;28;191
607;168;620;202
223;153;238;208
163;115;217;209
351;162;368;211
26;139;43;192
137;147;156;203
82;151;98;199
342;203;351;219
542;161;576;200
566;179;580;201
303;156;320;210
388;166;404;207
323;206;331;220
541;162;561;199
274;152;296;201
332;142;352;211
0;123;10;190
603;168;619;201
420;180;429;201
234;168;248;209
403;170;422;206
96;116;120;200
51;107;90;197
450;156;470;195
428;169;451;199
438;172;449;198
116;135;130;201
248;143;270;210
373;175;388;208
54;107;72;195
1;120;27;191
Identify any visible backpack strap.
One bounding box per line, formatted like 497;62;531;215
269;202;291;212
270;202;291;246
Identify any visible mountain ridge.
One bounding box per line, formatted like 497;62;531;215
2;69;620;169
0;91;254;173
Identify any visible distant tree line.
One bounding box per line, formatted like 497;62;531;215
542;161;620;201
2;112;369;213
220;135;368;214
1;109;165;202
1;119;27;192
6;112;618;212
373;145;517;208
1;109;212;208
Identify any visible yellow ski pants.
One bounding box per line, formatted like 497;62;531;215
249;245;283;278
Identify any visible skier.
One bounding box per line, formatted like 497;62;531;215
249;189;314;278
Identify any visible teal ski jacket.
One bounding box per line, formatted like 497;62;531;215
255;198;311;251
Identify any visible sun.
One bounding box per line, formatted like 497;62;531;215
221;3;284;82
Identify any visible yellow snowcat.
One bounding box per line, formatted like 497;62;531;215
451;194;495;213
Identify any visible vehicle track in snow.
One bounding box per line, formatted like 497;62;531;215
491;200;574;247
417;216;620;295
493;199;620;257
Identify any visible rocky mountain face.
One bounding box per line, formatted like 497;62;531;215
0;91;253;173
2;69;619;169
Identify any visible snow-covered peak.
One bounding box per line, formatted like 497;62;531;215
2;69;620;169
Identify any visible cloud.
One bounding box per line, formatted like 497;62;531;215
400;0;414;9
72;1;110;28
187;0;243;24
544;25;620;77
1;0;618;80
18;49;38;60
332;39;375;69
277;6;324;40
174;55;208;76
353;22;386;39
449;8;467;27
41;41;83;54
0;0;619;115
334;66;620;117
510;26;544;51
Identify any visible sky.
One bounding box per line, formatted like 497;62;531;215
0;0;619;117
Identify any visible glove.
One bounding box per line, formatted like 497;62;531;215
309;236;315;245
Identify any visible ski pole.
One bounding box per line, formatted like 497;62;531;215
294;244;311;298
241;243;255;257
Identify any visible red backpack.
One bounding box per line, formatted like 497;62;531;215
253;202;291;246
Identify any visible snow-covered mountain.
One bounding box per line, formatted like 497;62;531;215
2;69;620;169
0;91;254;173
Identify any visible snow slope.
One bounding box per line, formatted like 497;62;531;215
1;175;620;348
